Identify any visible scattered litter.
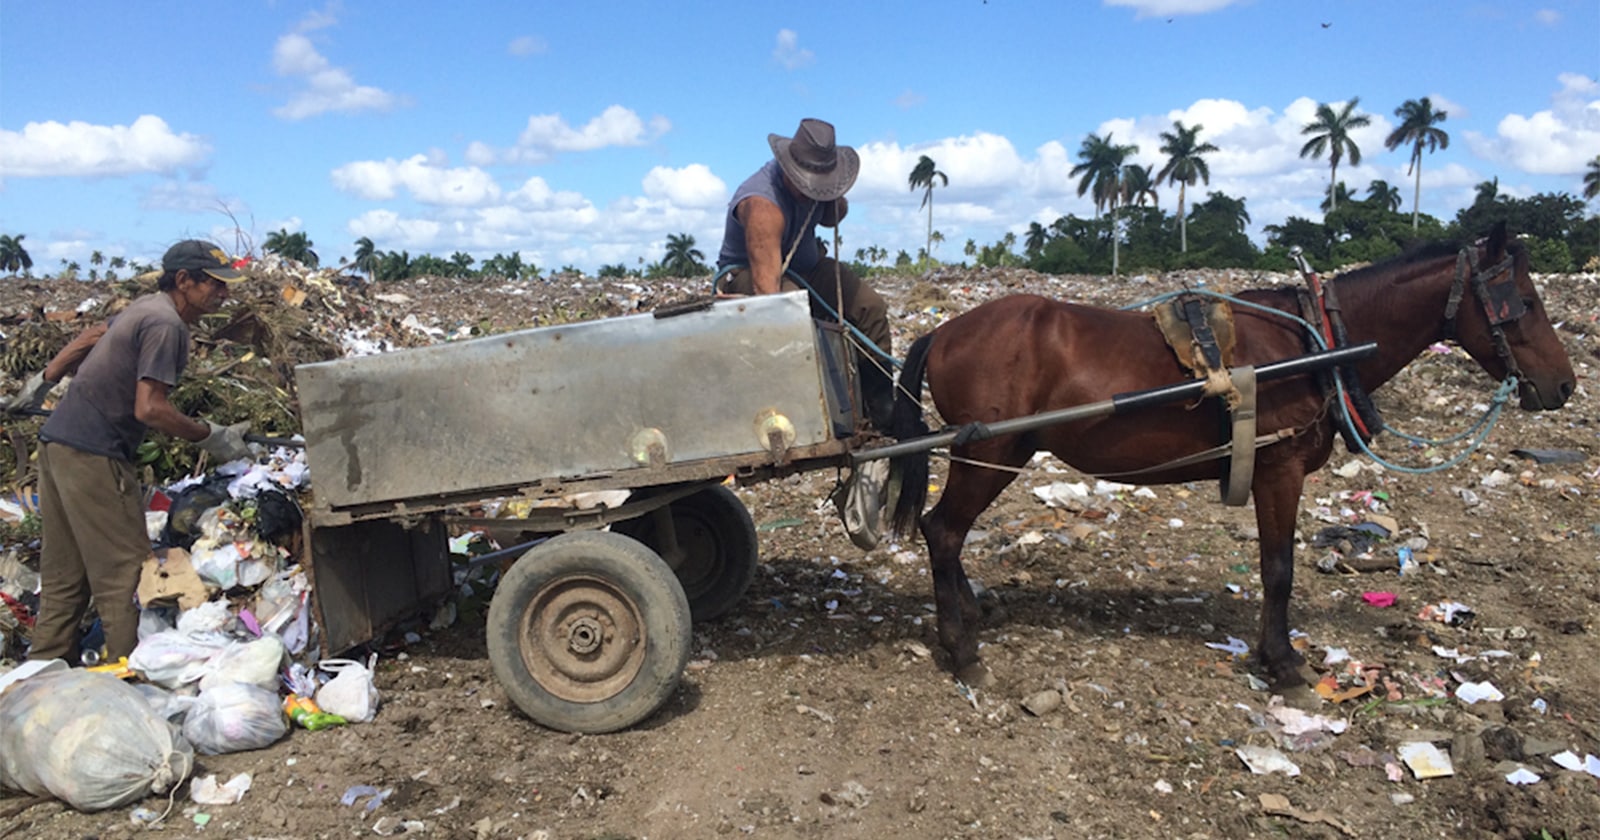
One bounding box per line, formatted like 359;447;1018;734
1258;793;1353;836
1551;751;1600;778
1504;767;1541;785
1509;448;1586;465
341;784;393;813
1021;689;1062;716
1204;636;1250;657
1361;592;1396;608
1417;601;1474;625
795;704;835;724
1455;681;1505;704
1398;742;1454;779
190;772;252;805
1235;744;1300;776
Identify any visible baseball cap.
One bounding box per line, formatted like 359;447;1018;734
162;240;246;283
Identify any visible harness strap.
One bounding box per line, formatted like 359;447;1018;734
1220;366;1257;506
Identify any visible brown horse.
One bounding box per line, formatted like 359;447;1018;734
889;224;1575;687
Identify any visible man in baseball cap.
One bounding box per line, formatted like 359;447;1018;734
5;238;253;665
716;118;894;433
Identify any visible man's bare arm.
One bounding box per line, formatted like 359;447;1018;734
42;322;109;382
738;196;787;295
134;378;209;442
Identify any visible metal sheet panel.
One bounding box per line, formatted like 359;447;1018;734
297;292;835;510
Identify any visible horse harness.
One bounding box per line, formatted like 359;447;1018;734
1294;243;1529;455
1443;246;1526;379
1149;294;1265;506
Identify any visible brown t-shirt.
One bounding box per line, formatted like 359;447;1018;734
41;292;189;461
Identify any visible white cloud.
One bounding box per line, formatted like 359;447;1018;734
347;209;443;246
0;115;210;178
509;106;669;160
139;181;247;215
508;35;547;56
641;164;726;208
773;29;814;70
1534;9;1561;26
1103;0;1248;19
271;13;403;121
1464;73;1600;175
331;155;501;206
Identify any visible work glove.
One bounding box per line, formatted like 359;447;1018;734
200;420;253;463
4;371;54;415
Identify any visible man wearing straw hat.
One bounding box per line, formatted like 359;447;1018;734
5;239;255;664
717;118;895;432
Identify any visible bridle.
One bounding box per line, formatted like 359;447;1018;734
1442;245;1528;380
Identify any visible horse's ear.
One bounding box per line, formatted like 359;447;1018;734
1486;220;1509;259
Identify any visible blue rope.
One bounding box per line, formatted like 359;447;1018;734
713;264;901;368
1118;286;1517;474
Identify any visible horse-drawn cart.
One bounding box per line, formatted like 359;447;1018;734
294;289;1377;734
295;291;866;733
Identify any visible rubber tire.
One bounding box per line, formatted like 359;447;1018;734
486;530;691;734
613;484;758;623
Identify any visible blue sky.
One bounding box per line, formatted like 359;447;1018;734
2;0;1598;275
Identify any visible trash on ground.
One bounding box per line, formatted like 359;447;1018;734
1454;680;1505;704
1361;592;1397;608
1205;636;1250;657
1235;744;1300;776
190;772;253;805
182;681;290;755
1504;767;1541;785
1258;793;1354;836
1417;600;1474;625
0;668;193;812
1398;741;1454;779
1509;448;1587;465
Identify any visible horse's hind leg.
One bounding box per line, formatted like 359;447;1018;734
921;450;1022;685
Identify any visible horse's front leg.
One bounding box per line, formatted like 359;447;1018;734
1251;465;1317;687
920;456;1018;687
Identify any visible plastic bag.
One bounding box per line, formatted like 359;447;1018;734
182;682;288;755
316;657;379;723
128;629;228;689
177;599;233;635
199;635;286;693
0;669;193;811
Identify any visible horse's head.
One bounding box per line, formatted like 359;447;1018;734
1448;222;1575;410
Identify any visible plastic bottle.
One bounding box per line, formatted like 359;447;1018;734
284;694;347;731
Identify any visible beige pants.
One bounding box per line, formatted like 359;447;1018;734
30;442;148;662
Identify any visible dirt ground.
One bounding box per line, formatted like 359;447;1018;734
2;264;1598;840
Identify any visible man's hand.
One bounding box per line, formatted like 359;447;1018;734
200;420;253;462
4;371;54;415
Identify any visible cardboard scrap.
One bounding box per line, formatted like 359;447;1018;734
1259;793;1354;836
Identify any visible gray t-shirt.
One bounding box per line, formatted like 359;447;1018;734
717;159;827;275
41;292;189;462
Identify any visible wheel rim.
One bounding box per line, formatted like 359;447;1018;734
519;574;646;704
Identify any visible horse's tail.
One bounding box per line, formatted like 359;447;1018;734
889;330;935;537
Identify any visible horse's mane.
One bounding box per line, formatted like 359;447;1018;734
1337;234;1523;286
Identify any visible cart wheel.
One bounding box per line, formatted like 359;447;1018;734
486;531;691;734
613;485;757;622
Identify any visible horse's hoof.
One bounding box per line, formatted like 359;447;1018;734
1273;681;1321;709
955;662;996;689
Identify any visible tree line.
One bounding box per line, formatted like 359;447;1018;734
4;94;1598;281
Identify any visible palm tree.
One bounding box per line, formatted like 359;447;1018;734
908;155;949;257
928;230;945;254
1319;182;1359;213
1121;164;1159;208
1024;222;1048;257
1192;191;1251;234
0;234;33;276
264;229;320;267
449;251;475;277
1157;121;1219;254
1365;179;1402;213
1070;133;1138;218
353;236;378;279
963;239;977;264
1384;97;1449;231
662;233;705;277
1583;155;1600;201
1300;97;1372;213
